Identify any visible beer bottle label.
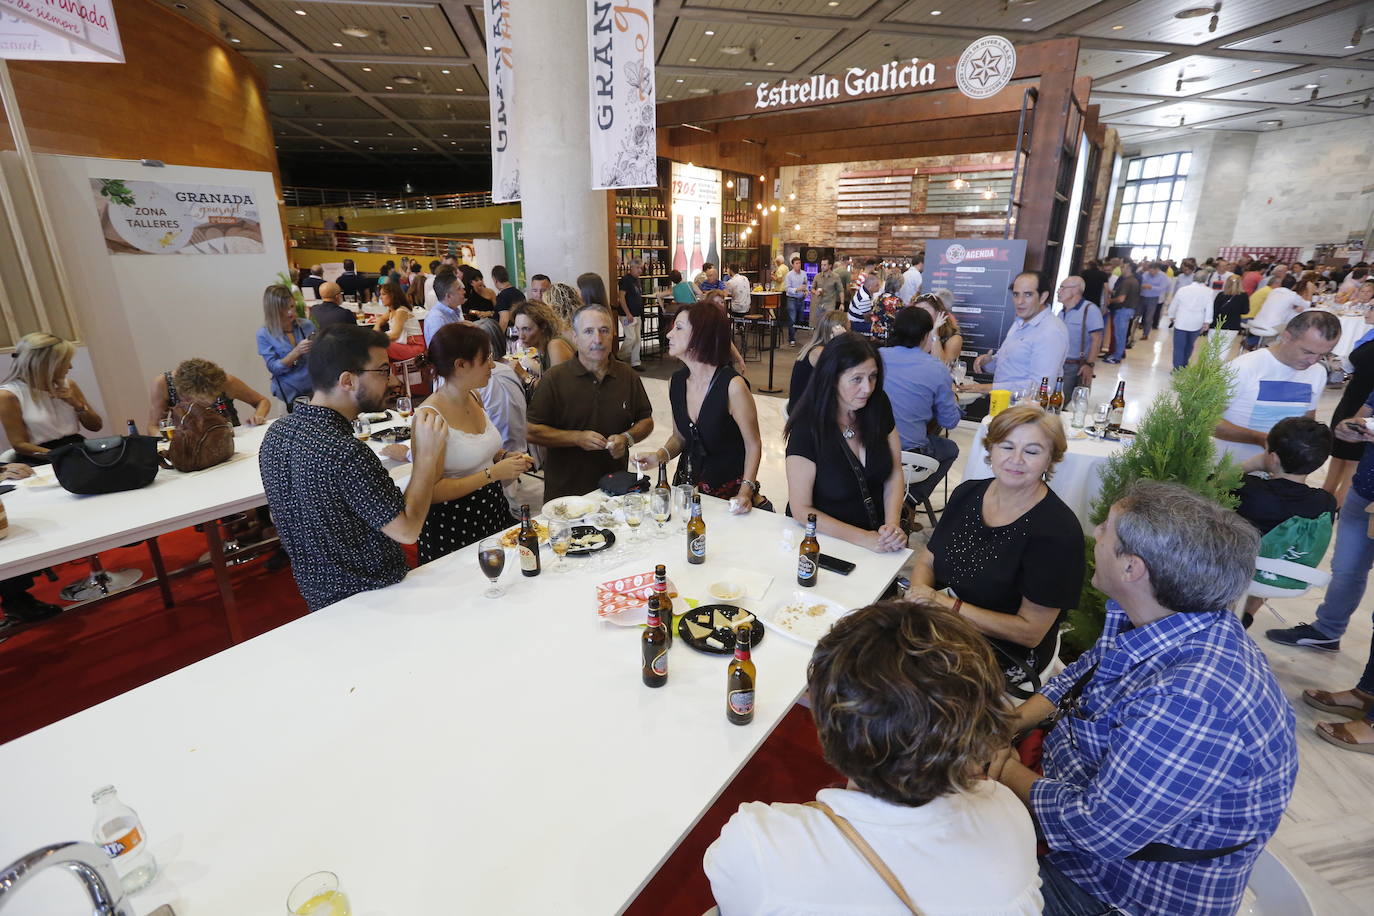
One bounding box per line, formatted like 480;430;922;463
690;535;706;558
798;556;817;580
650;649;667;677
519;545;537;570
1107;407;1124;426
728;689;754;717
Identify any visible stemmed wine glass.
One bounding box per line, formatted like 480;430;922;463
396;396;413;420
477;537;506;597
650;488;671;538
548;520;571;573
622;493;645;542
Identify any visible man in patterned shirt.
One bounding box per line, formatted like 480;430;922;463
990;481;1297;916
260;324;448;611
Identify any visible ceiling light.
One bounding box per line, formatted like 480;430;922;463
689;87;710;94
362;67;372;71
341;26;371;38
1021;17;1032;22
273;64;284;69
665;94;674;98
1251;67;1262;72
332;41;342;47
1111;24;1123;30
689;57;697;62
766;61;775;66
392;75;418;84
456;88;464;92
828;1;838;5
229;36;241;43
779;206;785;213
704;30;715;35
1174;6;1215;18
385;85;393;90
744;81;753;86
440;69;450;74
294;9;307;15
676;78;684;82
1259;119;1282;128
789;192;796;200
982;188;995;199
1303;82;1319;89
794;223;801;230
721;46;745;55
930;10;941;15
726;179;734;188
423;46;433;51
759;174;766;180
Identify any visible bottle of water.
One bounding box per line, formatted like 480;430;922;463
92;785;158;893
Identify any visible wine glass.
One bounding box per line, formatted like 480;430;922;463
477;537;506;597
623;493;645;541
673;484;695;533
548;520;571;573
950;360;967;387
650;488;671;538
287;871;351;916
158;413;177;442
352;417;371;442
396;396;413;419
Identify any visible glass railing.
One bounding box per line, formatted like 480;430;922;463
289;225;474;259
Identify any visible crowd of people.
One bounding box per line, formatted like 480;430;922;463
9;241;1374;914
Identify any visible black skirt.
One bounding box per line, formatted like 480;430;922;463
1331;338;1374;461
417;481;514;565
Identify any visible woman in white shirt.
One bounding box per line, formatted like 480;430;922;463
0;333;103;463
413;323;534;564
704;599;1042;916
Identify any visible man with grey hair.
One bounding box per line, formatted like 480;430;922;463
1215;308;1341;461
989;481;1297;916
1056;274;1102;400
528;303;654;500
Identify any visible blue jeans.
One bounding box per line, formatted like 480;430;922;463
1172;327;1201;369
1314;488;1374;640
1039;861;1123;915
786;296;805;342
1109;308;1134;360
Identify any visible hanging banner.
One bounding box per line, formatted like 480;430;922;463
90;178;265;255
588;0;656;190
924;238;1027;362
483;0;519;203
0;0;123;62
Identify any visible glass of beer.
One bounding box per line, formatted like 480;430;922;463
396;396;413;419
548;520;571;572
158;415;176;442
478;536;506;597
286;871;351;916
352;417;371;442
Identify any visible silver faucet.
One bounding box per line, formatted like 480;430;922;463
0;841;135;915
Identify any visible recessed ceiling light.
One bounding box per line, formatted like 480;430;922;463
744;81;753;86
1111;24;1124;30
423;46;432;51
1021;17;1032;22
353;139;359;143
273;63;284;69
721;46;744;55
294;9;307;15
392;75;418;84
930;10;941;15
828;1;839;5
341;26;370;38
385;85;393;90
704;30;715;36
766;61;775;66
676;78;684;82
440;68;450;74
665;94;674;98
1303;82;1319;89
456;87;463;92
362;67;372;71
229;36;241;43
688;57;697;62
331;41;342;47
689;87;710;94
388;132;394;136
1251;67;1262;72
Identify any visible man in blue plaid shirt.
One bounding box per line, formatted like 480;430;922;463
990;481;1298;916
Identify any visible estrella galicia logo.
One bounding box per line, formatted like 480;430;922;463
956;36;1016;100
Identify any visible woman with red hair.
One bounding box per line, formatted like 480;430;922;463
637;302;766;512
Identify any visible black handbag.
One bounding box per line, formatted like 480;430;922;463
47;435;162;495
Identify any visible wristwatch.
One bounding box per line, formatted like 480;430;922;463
739;479;759;492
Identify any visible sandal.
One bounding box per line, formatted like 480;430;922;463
1302;687;1374;720
1315;720;1374;754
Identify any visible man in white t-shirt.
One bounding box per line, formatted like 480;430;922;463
723;264;752;315
1215;309;1340;460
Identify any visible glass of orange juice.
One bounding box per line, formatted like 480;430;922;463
287;871;350;916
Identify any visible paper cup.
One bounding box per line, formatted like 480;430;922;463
989;390;1012;417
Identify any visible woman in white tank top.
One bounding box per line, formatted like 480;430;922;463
0;333;104;464
414;323;535;564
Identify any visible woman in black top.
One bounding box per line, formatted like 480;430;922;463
639;302;765;511
784;333;905;552
787;309;849;416
1212;274;1251;361
910;405;1084;691
1325;304;1374;500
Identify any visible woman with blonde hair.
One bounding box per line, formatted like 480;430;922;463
0;333;103;462
509;300;575;381
542;282;583;349
1212;273;1250;360
256;284;316;409
912;290;964;365
910;405;1084;694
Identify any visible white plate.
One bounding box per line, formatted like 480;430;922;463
544;495;599;522
759;589;850;647
18;469;59;489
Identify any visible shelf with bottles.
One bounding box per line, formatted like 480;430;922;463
614;188;668;219
615;253;669;276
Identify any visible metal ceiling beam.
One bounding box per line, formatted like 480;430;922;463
436;0;488;87
241;49;478;67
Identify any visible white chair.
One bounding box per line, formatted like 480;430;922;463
1241;319;1279;350
1239;555;1332;626
1241;847;1315;916
900;449;941;530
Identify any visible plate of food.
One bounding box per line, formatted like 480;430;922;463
760;590;849;647
544;495;600;522
677;604;764;655
566;525;615;556
499;519;549;548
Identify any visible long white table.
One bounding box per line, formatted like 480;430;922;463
0;494;908;915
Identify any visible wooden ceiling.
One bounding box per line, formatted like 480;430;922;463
154;0;1374;178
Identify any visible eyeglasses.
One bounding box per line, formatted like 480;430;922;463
356;367;391;376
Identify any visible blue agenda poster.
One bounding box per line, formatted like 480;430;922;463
924;238;1027;365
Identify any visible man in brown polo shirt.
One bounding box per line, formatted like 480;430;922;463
528;303;654;500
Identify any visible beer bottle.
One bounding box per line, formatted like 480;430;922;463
1036;377;1050;410
1048;377;1064;414
654;563;674;647
642;594;668;687
654;462;672;517
726;622;756;725
1108;381;1126;435
125;419;139;437
798;513;820;587
517;504;541;577
687;493;706;565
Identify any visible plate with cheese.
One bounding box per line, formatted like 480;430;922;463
677;604;765;655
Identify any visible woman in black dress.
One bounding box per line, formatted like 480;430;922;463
638;302;765;511
1325;305;1374;501
910;405;1084;693
784;333;905;552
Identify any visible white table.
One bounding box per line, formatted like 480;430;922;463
1323;310;1369;362
0;425;277;643
961;414;1127;527
0;495;908;915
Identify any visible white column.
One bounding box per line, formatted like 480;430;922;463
510;0;609;288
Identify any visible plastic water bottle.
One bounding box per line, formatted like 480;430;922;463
92;785;158;893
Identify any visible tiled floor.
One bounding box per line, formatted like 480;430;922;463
637;330;1373;913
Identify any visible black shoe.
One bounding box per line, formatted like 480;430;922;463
2;594;63;624
1265;622;1340;652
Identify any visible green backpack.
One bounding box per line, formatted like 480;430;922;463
1254;512;1334;590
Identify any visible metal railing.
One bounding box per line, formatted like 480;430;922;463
283;186;495;212
289;225;474;259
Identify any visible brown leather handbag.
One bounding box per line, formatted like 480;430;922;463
164;402;235;472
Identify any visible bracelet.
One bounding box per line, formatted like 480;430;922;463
657;446;670;464
950;598;963;615
485;468;493;481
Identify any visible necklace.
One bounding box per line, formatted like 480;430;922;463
842;425;856;440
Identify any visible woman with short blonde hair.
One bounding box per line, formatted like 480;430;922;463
256;284;316;408
0;333;103;461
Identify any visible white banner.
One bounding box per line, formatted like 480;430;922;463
588;0;656;190
483;0;519;203
90;178;265;255
0;0;123;62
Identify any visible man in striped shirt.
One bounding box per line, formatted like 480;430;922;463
990;481;1297;916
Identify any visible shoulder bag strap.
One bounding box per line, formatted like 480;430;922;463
837;428;882;529
805;801;922;915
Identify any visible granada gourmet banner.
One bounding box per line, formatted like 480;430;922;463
0;0;123;62
588;0;656;190
91;179;265;255
924;238;1027;361
483;0;519;203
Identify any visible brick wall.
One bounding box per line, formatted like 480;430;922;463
778;152;1014;256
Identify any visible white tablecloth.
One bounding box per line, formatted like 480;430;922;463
1327;312;1370;363
961;414;1128;527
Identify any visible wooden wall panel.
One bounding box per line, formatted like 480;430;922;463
0;0;279;183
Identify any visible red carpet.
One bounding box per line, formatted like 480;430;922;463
0;529;841;913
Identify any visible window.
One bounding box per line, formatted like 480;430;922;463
1114;151;1191;261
